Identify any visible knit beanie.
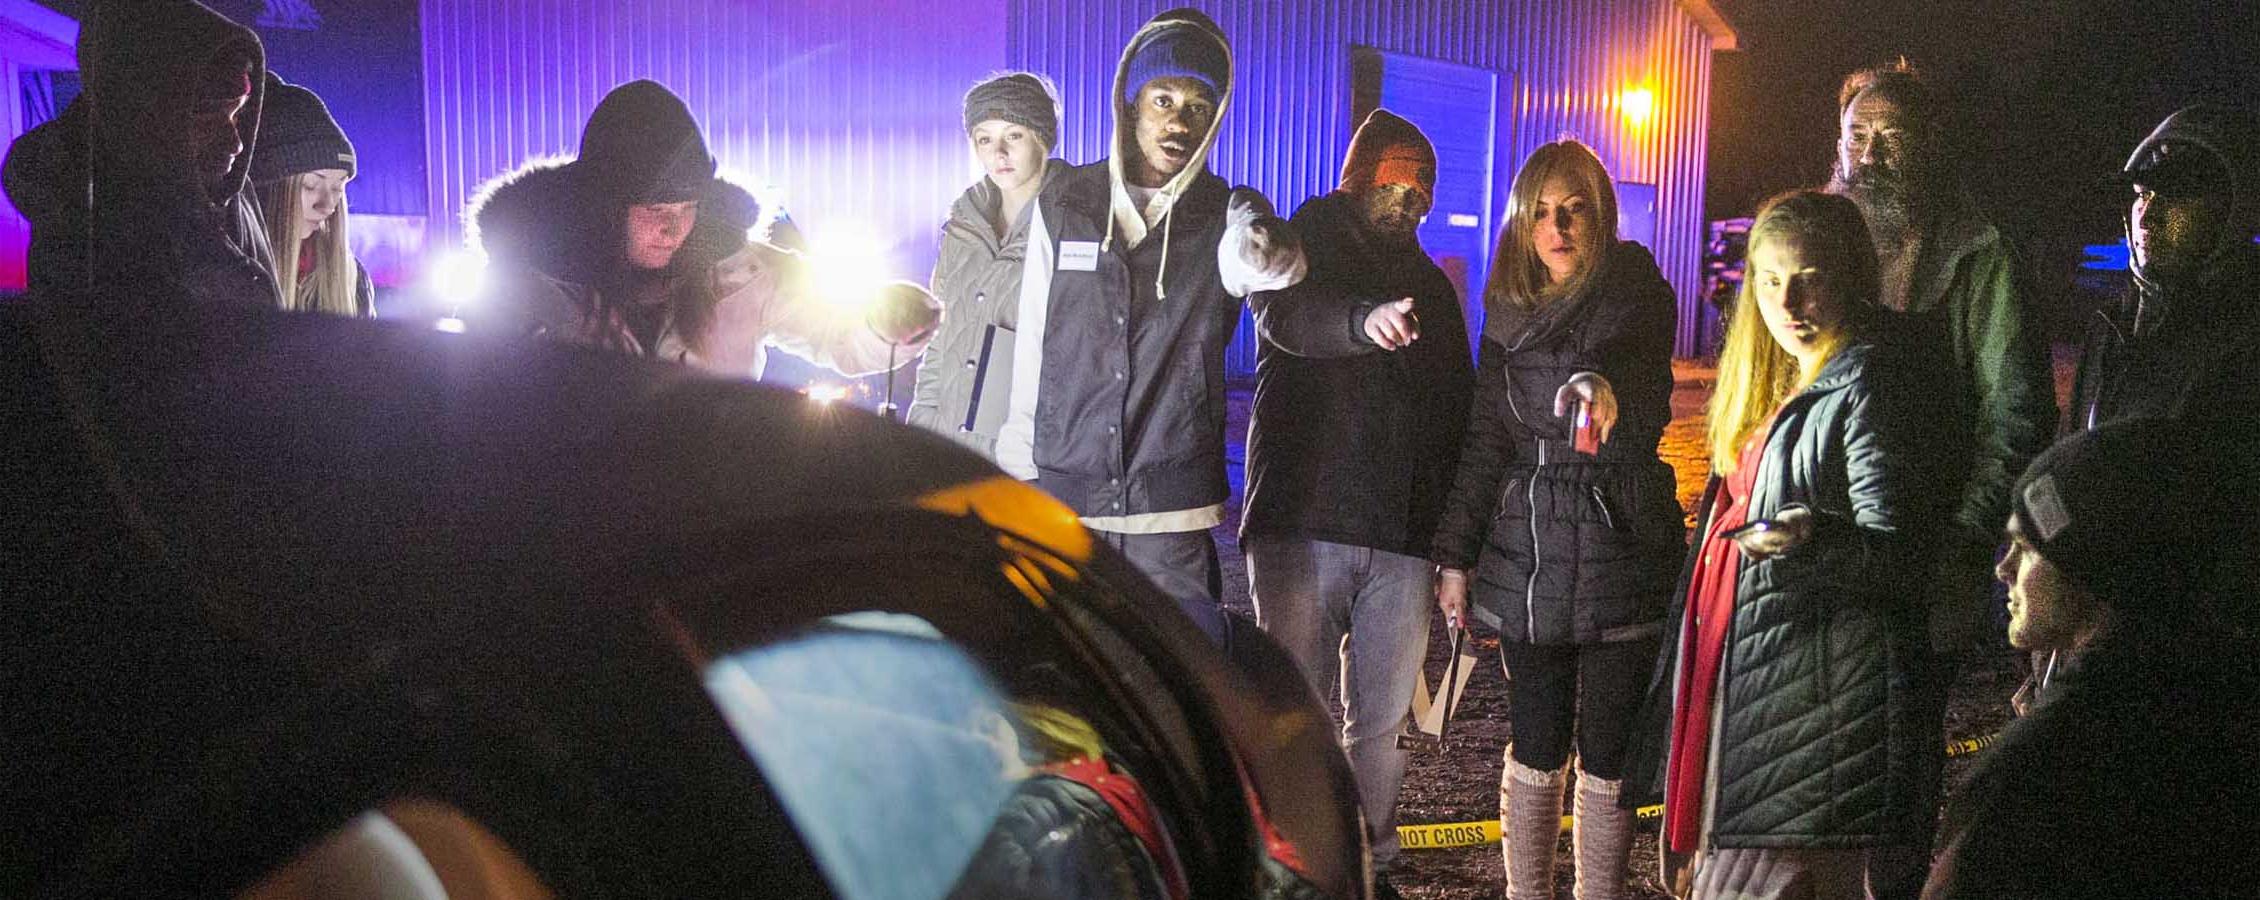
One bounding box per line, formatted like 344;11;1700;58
963;73;1060;150
1340;108;1436;199
250;77;354;183
2011;418;2223;609
576;79;716;204
1119;9;1228;106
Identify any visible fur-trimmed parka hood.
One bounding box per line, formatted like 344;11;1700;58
464;158;766;288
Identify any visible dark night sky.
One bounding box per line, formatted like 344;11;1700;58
1705;0;2260;330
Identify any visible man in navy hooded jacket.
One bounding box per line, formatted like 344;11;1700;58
995;8;1372;604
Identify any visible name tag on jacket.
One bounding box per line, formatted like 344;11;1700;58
1059;241;1100;272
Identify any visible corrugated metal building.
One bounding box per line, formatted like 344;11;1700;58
418;0;1734;366
1;2;1732;362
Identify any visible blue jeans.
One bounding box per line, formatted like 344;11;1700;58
1245;536;1433;868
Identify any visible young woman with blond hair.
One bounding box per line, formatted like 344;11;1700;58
1627;189;1955;900
251;76;373;317
1431;139;1684;900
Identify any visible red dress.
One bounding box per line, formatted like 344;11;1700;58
1663;417;1773;853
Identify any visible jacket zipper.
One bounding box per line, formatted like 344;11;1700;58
1500;364;1543;644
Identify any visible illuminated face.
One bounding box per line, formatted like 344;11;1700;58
623;201;698;270
1997;515;2100;652
968;119;1046;195
1356;182;1431;245
1836;90;1911;198
1749;235;1847;365
1126;76;1216;188
2131;178;2230;281
293;169;349;242
1530;175;1594;283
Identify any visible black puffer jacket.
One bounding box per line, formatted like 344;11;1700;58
1626;341;1953;847
1429;241;1682;644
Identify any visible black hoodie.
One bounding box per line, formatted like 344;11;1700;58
2;0;278;308
2070;104;2260;433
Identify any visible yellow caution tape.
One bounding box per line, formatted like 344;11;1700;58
1400;730;2002;850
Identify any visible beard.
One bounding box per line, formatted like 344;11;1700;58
1827;161;1920;254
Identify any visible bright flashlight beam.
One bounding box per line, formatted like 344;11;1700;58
801;222;892;313
426;249;490;308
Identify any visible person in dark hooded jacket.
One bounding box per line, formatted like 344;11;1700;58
996;8;1356;605
3;0;279;310
2070;104;2260;433
1240;108;1471;895
1430;139;1681;900
464;79;936;380
2058;101;2260;662
1924;419;2260;900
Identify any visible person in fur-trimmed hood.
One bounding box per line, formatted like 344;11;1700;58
463;79;936;380
1000;8;1368;606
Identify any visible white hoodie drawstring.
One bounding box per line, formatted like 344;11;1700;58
1155;201;1174;300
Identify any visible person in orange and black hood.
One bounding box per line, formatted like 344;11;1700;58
1239;108;1472;900
3;0;279;310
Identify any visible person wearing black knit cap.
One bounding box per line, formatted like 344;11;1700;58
1924;418;2260;900
465;79;936;380
252;75;373;317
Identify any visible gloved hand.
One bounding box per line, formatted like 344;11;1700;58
867;281;942;346
1220;188;1307;293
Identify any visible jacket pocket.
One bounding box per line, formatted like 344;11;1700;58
1493;477;1524;521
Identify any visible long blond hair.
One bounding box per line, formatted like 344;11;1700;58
258;173;364;316
1706;190;1880;474
1487;140;1618;313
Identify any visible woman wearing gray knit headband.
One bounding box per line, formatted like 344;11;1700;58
906;72;1067;459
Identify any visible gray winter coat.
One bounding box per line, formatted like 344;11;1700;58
908;165;1061;456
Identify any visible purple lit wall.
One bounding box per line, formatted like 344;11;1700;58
418;1;1010;391
419;0;1004;285
0;0;76;291
1009;0;1725;366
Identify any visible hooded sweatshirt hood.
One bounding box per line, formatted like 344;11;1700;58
2;0;270;300
2125;104;2260;241
1105;8;1233;251
80;0;267;202
2123;104;2260;289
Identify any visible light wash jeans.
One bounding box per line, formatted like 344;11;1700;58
1245;536;1433;869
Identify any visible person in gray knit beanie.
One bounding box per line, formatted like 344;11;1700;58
962;72;1060;152
251;75;372;316
905;72;1065;456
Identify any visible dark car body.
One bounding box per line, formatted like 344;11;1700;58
1;295;1365;899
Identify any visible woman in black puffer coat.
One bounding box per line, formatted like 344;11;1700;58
1431;140;1684;900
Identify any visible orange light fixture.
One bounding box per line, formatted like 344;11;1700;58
1620;87;1656;127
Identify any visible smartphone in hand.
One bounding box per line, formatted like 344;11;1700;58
1719;518;1775;541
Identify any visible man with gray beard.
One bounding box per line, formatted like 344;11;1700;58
1824;61;2058;900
